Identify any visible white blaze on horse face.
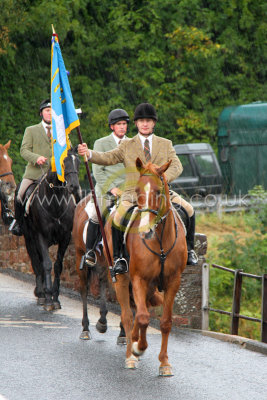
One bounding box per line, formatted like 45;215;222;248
139;182;151;232
3;154;7;160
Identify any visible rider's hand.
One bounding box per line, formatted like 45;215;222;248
78;143;89;157
110;187;122;197
36;156;47;165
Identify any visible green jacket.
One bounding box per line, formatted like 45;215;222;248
92;133;125;198
20;122;52;180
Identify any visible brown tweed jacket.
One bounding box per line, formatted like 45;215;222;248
90;134;183;203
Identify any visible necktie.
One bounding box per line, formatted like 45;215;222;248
144;138;151;162
118;140;122;145
46;126;51;140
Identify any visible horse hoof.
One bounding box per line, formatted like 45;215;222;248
96;320;107;333
125;355;138;369
43;303;55;312
37;297;45;305
53;301;61;310
80;331;92;340
117;336;127;345
132;341;144;357
159;365;174;377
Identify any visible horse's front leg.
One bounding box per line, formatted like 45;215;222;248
38;234;54;311
158;275;181;377
131;276;150;357
114;274;137;369
52;237;70;309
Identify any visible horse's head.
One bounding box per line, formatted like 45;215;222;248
63;147;82;202
0;140;16;198
135;157;171;237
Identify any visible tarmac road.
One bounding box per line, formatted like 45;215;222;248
0;271;266;400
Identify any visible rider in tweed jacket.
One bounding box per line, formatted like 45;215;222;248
78;103;198;274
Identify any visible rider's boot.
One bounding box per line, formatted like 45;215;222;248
186;213;198;266
9;198;24;236
112;224;128;275
80;220;100;270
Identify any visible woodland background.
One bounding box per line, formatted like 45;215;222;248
1;0;267;181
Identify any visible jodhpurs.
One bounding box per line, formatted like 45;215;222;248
113;191;194;228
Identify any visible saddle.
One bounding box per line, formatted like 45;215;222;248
23;183;38;216
172;203;189;233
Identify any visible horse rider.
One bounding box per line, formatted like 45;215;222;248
82;108;129;268
9;99;52;236
78;103;198;275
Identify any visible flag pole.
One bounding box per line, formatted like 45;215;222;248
51;25;115;282
76;126;116;283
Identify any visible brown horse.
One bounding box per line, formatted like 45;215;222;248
73;194;127;341
104;157;187;376
0;140;16;224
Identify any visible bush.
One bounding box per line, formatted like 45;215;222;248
208;186;267;340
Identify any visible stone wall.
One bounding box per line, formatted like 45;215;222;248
173;233;207;329
0;219;207;330
0;222;80;292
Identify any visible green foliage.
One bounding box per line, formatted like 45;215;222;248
208;187;267;340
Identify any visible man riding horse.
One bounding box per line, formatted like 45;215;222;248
9;99;52;235
78;103;198;274
82;108;129;267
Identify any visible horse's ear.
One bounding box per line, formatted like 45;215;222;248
4;140;11;150
136;157;144;172
156;160;172;176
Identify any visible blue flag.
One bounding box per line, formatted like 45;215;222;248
51;33;80;181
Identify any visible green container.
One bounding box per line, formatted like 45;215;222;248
218;102;267;194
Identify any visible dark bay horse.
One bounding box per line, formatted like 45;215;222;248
22;147;81;311
104;158;187;376
0;140;16;224
72;194;126;341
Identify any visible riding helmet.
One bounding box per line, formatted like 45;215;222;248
39;99;51;112
108;109;130;126
133;103;158;121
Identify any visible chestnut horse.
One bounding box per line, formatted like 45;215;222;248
0;140;16;224
104;158;187;376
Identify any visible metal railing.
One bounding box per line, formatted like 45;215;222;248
202;263;267;343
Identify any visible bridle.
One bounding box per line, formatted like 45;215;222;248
136;173;167;223
40;156;79;190
31;156;80;223
136;173;178;291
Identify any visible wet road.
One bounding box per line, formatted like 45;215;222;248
0;272;266;400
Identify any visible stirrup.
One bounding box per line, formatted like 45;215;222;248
9;219;23;236
79;250;97;271
114;257;129;275
85;250;97;266
187;250;198;266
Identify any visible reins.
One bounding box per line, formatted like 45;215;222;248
30;163;78;224
0;172;14;178
136;173;178;291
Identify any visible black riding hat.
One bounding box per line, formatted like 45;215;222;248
39;99;51;112
108;109;130;126
133;103;158;121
